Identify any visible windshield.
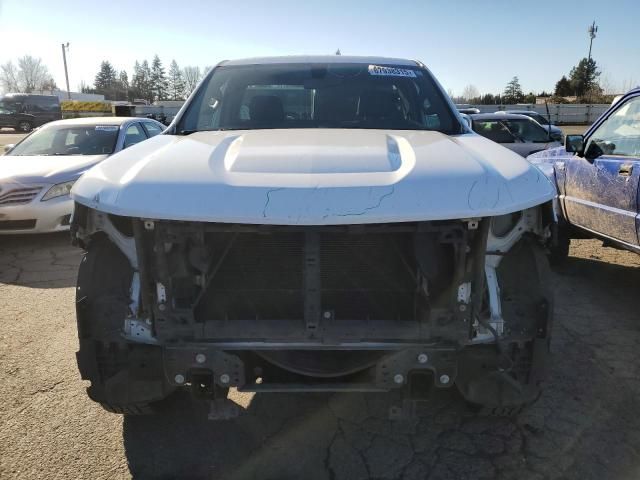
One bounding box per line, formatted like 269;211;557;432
0;98;22;112
7;124;119;156
473;118;550;143
178;63;460;134
525;112;550;125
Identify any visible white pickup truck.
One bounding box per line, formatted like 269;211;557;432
70;56;556;418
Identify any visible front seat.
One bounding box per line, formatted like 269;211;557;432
358;90;403;123
249;95;284;123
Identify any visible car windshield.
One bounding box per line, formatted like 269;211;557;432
525;112;550;125
178;63;460;134
473;118;549;143
7;124;119;156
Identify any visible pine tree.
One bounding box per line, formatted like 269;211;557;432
167;60;185;100
150;55;167;102
94;61;117;98
117;70;127;100
140;60;153;103
502;76;524;104
554;76;572;96
131;61;143;101
569;58;600;97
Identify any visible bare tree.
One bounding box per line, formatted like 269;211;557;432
0;61;20;92
17;56;53;93
598;72;617;95
182;66;202;97
621;77;638;93
462;84;480;102
446;88;455;99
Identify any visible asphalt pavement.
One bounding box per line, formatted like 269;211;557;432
0;131;27;150
1;234;639;479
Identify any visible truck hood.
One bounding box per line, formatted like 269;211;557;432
72;129;554;225
1;154;108;185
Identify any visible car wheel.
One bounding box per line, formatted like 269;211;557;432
16;121;32;132
75;236;174;415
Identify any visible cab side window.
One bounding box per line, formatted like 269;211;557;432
473;120;514;143
123;123;147;148
142;122;163;137
587;96;640;158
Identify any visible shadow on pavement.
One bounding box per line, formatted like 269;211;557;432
120;250;640;480
123;390;343;480
0;232;80;288
122;388;467;480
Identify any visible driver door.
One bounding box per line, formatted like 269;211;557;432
563;94;640;245
0;107;15;127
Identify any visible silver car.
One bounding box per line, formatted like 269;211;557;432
0;116;164;234
470;113;562;157
497;110;564;142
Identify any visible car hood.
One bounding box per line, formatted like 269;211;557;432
0;154;109;185
72;129;555;225
527;146;573;163
538;124;563;133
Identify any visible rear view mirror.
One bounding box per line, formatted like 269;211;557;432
3;144;15;153
565;135;584;155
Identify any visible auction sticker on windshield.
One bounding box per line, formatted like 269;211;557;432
95;126;119;131
368;65;417;77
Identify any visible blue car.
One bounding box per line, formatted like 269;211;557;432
528;87;640;261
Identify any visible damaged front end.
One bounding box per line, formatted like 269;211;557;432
73;203;553;417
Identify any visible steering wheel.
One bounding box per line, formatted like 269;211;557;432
64;146;81;154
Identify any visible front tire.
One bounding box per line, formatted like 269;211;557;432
16;120;32;132
75;236;173;414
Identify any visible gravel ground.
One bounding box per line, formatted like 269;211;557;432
1;234;639;480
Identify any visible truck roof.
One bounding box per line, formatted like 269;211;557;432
222;55;420;67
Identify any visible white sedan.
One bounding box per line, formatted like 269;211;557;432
0;116;164;234
470;113;561;157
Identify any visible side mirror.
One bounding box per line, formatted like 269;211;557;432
565;135;584;155
4;144;15;153
459;113;472;130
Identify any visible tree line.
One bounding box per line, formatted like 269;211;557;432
85;55;207;103
452;56;612;105
0;53;624;105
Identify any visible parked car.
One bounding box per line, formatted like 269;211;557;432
528;87;640;261
0;107;37;133
457;107;480;115
497;110;563;142
71;56;556;419
0;93;62;131
470;113;562;157
0;116;164;234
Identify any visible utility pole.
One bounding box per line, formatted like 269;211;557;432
586;21;598;103
587;21;598;62
61;42;71;100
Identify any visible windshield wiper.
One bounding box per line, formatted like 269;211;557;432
177;129;199;135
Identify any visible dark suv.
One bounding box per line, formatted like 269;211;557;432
0;94;62;132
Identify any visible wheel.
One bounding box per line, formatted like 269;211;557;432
75;236;173;415
548;223;570;266
16;121;32;132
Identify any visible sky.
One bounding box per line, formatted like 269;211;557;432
0;0;638;96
